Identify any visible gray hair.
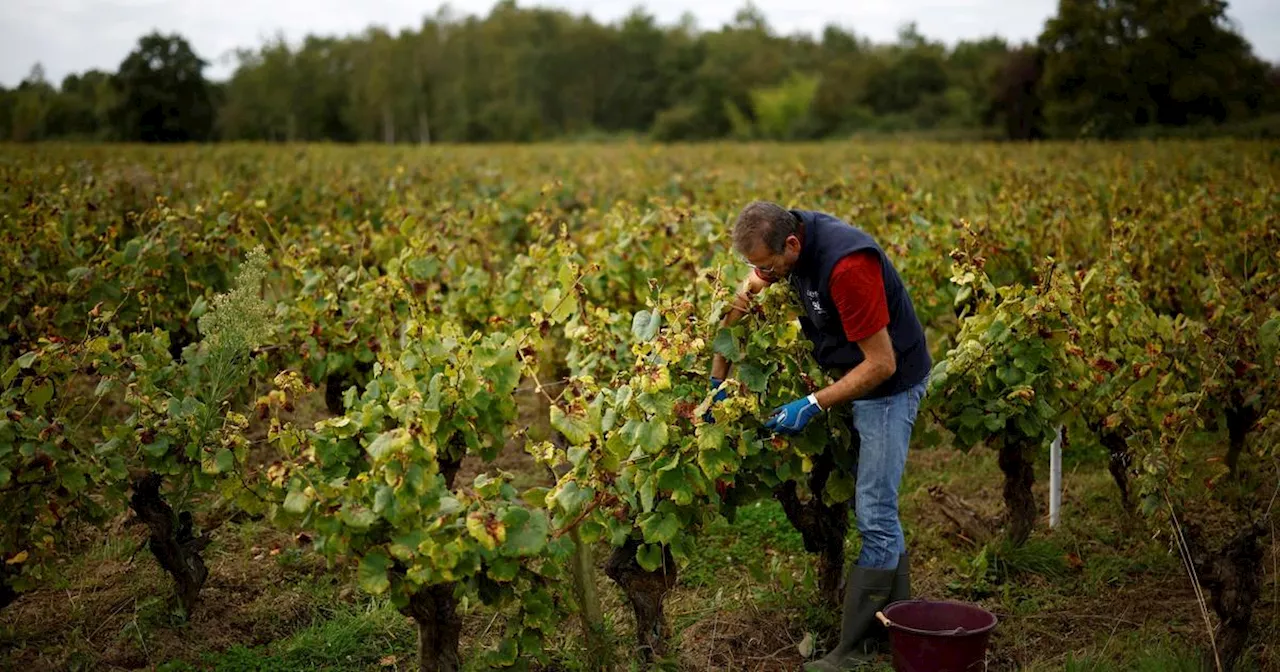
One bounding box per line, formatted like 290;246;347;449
733;201;798;256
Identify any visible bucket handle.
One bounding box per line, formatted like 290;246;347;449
875;611;893;628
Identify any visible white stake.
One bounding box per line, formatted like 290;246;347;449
1049;425;1063;529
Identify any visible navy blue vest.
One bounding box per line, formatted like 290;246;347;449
787;209;930;399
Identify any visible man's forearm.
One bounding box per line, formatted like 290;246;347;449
813;359;894;410
710;290;755;380
711;353;730;380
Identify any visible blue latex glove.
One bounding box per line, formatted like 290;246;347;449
704;377;729;423
764;394;824;435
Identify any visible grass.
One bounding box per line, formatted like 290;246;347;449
3;430;1275;671
683;499;807;590
155;601;415;672
1053;631;1205;672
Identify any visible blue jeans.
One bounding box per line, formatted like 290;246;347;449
852;378;927;570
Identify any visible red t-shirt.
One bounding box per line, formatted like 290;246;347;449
828;251;889;342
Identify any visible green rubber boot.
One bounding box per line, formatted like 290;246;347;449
864;551;911;653
802;560;899;672
892;551;912;603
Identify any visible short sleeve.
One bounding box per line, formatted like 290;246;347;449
828;251;890;342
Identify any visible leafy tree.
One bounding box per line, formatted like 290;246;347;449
946;38;1010;127
9;64;54;141
987;46;1046;140
112;32;215;142
862;27;950;120
598;10;671;132
1038;0;1273;137
218;35;300;141
0;87;9;140
748;71;820;139
52;70;117;139
6;1;1277;142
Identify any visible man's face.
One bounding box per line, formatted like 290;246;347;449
742;235;800;282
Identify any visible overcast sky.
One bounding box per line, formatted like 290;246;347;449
3;0;1278;88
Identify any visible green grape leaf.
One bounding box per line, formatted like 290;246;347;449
615;384;633;409
487;556;520;582
736;362;769;393
636;391;663;415
639;511;681;544
958;407;984;429
621;419;668;454
670;480;694;506
713;328;742;362
554;480;592;515
283;487;312;514
1261;317;1279;355
639;474;656;512
25;382;53;410
656;463;689;492
632;310;661;342
487;638;520;667
61;467;87;493
213;448;235;474
824;470;856;504
635;420;668;454
405;463;430;494
141;435;172;458
502;507;549;556
341;505;378;530
358;551;392;595
550;406;591;445
696;427;735;478
187;294;208;320
550;290;577;323
652;452;679;473
604;432;630;465
540;287;563;318
635;542;665;572
373;485;395;514
521;487;550;508
557;260;576;294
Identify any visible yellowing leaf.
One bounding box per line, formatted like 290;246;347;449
366;428;410;460
467;513;499;551
798;632;815;658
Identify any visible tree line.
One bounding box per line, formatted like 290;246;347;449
3;0;1278;143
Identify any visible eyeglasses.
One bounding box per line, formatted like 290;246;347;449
742;253;784;279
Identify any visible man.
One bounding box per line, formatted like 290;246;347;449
709;201;930;671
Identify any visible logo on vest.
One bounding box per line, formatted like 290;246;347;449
805;289;826;316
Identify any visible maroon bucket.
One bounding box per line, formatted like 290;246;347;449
876;599;997;672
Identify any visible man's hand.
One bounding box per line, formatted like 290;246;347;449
727;270;773;312
763;394;824;435
743;269;773;294
712;271;775;381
